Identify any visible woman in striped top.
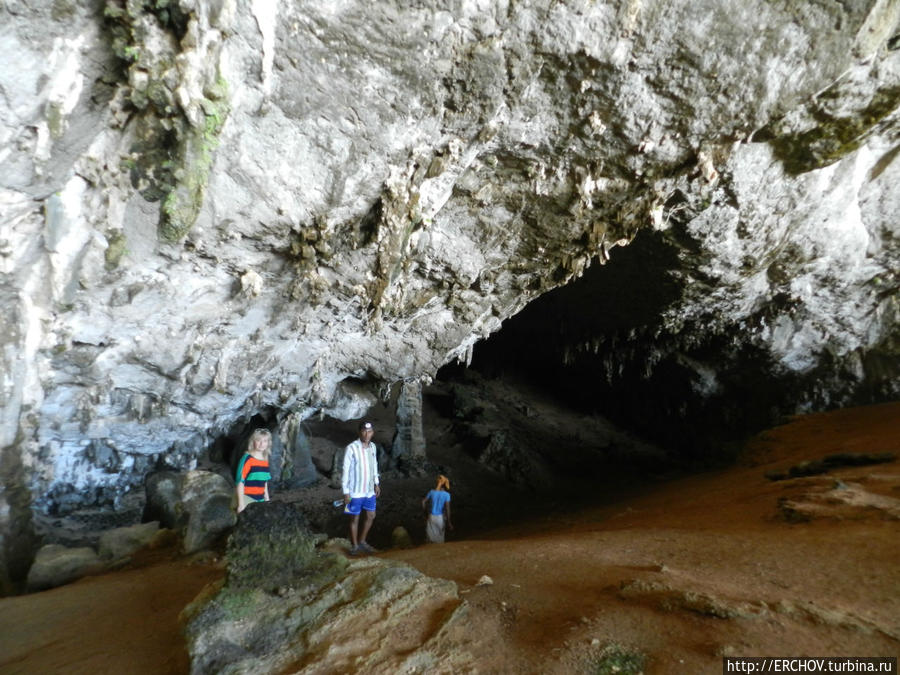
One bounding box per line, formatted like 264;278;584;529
235;428;272;513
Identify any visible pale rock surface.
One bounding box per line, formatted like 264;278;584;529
143;469;235;554
184;501;475;673
391;379;427;468
276;413;319;488
0;0;898;586
143;471;185;529
97;520;160;560
187;556;469;674
25;543;103;592
180;470;236;554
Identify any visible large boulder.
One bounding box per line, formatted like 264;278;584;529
144;470;236;554
0;435;36;595
223;501;320;591
183;502;467;674
26;544;103;592
480;429;554;491
97;521;161;561
181;471;237;554
143;472;184;529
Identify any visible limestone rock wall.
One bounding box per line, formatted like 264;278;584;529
1;0;898;528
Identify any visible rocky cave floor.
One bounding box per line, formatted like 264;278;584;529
1;375;898;674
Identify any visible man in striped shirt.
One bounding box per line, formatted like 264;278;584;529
342;420;381;555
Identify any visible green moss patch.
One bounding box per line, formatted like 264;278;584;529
765;86;900;175
104;230;128;269
158;94;230;242
225;501;322;592
104;0;229;242
589;643;647;675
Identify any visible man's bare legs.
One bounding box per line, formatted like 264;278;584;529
359;509;375;545
348;510;376;553
349;514;360;548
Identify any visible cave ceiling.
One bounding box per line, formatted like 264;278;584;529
0;0;898;512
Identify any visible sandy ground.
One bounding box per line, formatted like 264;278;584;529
0;547;221;674
386;400;900;673
0;400;897;674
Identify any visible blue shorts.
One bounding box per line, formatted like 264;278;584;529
345;495;377;515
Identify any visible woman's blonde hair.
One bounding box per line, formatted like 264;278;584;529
435;475;450;491
248;428;272;458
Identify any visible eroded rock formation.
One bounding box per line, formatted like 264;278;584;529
185;502;471;674
1;0;898;586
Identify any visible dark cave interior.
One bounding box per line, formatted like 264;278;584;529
441;228;796;462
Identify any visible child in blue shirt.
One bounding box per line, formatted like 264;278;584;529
422;475;453;543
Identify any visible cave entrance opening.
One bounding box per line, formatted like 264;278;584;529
210;412;278;481
446;226;780;467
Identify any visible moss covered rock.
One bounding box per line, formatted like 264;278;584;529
224;501;320;592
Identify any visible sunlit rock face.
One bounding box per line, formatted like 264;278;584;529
1;0;898;535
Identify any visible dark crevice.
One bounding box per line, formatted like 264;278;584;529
445;228;795;462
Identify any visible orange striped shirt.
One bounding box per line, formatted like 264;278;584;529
236;454;271;499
